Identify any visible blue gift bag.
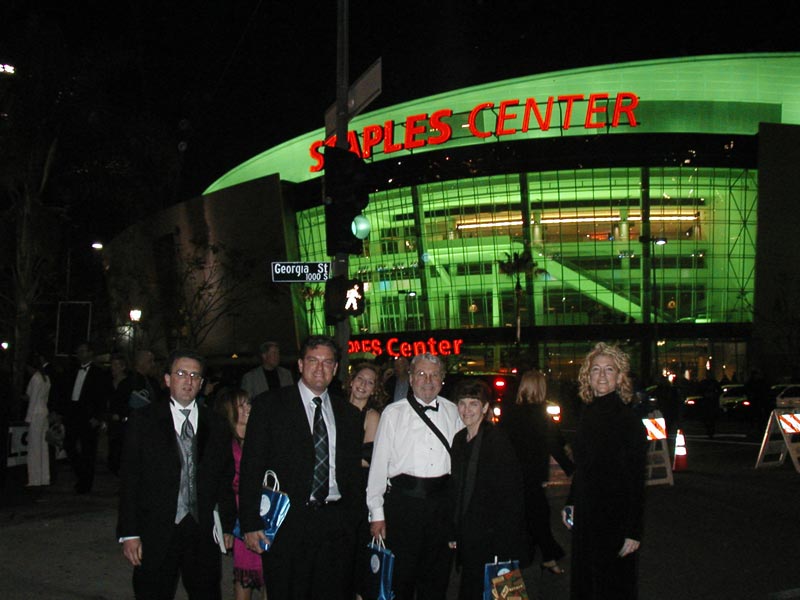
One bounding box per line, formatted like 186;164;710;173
232;470;291;551
483;556;521;600
362;536;395;600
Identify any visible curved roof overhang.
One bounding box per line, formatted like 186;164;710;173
204;52;800;196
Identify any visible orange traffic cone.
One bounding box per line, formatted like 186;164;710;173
673;428;687;471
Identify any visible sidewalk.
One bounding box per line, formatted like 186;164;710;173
0;459;235;600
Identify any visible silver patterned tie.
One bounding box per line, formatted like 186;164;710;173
179;408;198;520
311;397;329;503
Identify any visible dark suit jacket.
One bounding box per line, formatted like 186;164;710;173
61;363;112;423
238;383;363;556
116;399;236;569
450;422;531;569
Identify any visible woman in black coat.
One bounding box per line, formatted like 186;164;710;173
449;379;530;600
562;342;648;600
503;369;574;575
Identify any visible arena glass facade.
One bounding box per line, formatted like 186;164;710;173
204;53;800;384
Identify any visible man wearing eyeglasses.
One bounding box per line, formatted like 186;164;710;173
117;348;236;600
367;352;463;600
239;335;363;600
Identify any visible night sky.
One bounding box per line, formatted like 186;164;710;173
2;1;799;241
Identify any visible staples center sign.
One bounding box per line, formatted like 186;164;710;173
309;91;639;171
349;336;464;358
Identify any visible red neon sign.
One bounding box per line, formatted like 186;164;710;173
309;92;639;171
348;336;464;358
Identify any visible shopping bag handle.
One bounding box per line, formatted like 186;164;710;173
370;535;386;550
263;469;281;491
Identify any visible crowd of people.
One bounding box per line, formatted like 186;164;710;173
17;336;656;599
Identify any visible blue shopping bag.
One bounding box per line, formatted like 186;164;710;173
362;536;395;600
232;470;291;551
483;556;522;600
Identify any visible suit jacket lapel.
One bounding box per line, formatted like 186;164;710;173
196;404;210;461
157;401;181;470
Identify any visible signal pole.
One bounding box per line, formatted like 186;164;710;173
333;0;351;377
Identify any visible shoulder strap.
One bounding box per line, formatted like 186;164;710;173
407;395;451;455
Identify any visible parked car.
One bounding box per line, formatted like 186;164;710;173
719;383;752;418
682;393;703;418
776;384;800;409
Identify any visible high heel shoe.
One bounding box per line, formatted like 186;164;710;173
541;561;565;575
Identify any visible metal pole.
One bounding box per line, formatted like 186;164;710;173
333;0;351;378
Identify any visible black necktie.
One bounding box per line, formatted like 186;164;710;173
311;397;329;503
422;403;438;412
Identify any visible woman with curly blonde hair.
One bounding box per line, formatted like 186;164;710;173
562;342;647;599
576;342;634;404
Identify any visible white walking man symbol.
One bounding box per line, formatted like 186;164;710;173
344;283;362;311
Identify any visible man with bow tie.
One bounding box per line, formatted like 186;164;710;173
61;341;112;494
366;353;463;600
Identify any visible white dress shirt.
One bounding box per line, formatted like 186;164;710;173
366;394;463;522
71;363;91;401
170;398;198;434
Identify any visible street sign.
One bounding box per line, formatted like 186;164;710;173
325;57;382;139
271;261;331;283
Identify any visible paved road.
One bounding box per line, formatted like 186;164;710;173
1;417;799;599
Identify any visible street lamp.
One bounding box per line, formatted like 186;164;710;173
129;309;142;352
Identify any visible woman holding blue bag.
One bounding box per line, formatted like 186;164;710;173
448;378;531;600
217;387;266;600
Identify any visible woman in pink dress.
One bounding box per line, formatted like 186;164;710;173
217;387;266;600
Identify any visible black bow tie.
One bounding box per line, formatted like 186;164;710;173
422;403;438;412
80;365;90;371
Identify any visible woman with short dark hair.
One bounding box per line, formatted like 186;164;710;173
449;378;530;600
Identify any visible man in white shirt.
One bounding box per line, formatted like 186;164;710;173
367;353;463;600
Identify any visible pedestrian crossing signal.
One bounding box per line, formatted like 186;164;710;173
324;277;365;324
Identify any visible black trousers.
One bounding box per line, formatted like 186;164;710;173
132;516;222;600
63;417;98;492
384;489;454;600
263;502;357;600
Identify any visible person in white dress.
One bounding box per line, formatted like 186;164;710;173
25;352;52;486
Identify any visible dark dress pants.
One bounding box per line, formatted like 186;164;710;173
132;516;222;600
63;415;98;492
384;489;454;600
263;502;357;600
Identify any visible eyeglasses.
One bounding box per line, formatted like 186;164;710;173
304;357;337;369
413;370;442;381
173;369;203;381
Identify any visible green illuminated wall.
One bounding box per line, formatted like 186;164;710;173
297;165;756;334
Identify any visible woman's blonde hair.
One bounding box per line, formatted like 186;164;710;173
577;342;634;404
515;369;547;405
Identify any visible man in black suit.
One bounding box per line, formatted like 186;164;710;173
59;341;112;493
117;348;236;600
239;335;363;600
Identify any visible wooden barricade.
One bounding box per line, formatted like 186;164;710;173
643;411;674;486
755;409;800;473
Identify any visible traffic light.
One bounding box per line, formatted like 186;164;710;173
324;146;370;256
324;276;366;324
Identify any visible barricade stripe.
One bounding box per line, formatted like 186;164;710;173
642;418;667;441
